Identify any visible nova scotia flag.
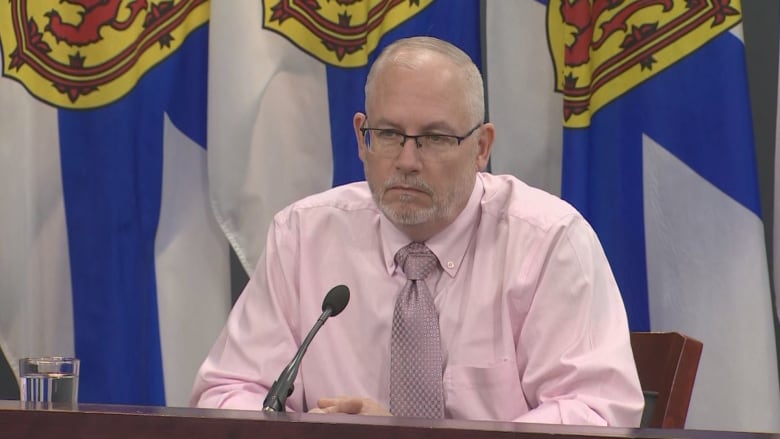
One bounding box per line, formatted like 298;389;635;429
0;1;230;406
550;0;779;431
488;0;780;431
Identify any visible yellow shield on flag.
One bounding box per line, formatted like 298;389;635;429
0;0;209;109
263;0;434;67
547;0;742;128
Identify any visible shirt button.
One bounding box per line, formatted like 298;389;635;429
447;261;455;269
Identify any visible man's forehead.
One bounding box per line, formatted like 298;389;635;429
370;63;462;97
378;50;458;76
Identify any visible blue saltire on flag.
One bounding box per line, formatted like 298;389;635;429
553;1;780;428
561;28;759;331
57;24;208;405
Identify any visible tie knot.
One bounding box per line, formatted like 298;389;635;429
395;243;438;280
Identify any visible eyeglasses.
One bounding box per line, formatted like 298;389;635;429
360;122;482;159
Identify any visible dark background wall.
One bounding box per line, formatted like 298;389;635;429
2;2;778;403
744;1;779;289
0;350;14;399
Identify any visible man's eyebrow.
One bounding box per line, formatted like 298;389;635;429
419;122;459;134
367;118;400;129
370;120;457;133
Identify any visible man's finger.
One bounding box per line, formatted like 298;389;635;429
317;397;339;408
336;398;363;414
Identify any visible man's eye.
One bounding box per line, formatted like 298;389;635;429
376;130;400;139
425;135;449;144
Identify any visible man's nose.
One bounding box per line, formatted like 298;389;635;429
399;135;421;149
394;137;424;169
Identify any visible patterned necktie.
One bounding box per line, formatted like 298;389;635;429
390;242;445;418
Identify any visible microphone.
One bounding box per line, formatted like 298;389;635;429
262;284;350;412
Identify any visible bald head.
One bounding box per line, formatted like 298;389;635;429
364;37;485;127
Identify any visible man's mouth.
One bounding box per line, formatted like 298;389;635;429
387;185;428;195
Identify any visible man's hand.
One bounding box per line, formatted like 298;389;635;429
308;396;392;416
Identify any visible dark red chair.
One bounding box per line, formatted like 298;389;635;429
630;331;703;428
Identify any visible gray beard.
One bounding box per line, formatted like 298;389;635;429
367;161;477;230
379;195;438;225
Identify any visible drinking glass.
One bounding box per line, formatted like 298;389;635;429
19;357;79;404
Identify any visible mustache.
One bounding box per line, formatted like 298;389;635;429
382;175;433;196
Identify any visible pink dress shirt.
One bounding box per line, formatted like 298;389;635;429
191;173;644;427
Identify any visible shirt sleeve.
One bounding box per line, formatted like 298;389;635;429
189;214;304;411
512;215;644;427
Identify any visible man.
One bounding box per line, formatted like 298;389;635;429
191;36;644;426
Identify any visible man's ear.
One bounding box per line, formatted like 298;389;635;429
475;122;495;171
354;112;368;162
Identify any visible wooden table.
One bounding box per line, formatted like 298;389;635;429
0;400;776;439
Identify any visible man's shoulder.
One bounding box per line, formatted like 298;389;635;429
275;181;378;225
479;173;583;231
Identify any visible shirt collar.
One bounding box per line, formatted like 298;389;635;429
379;174;484;277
